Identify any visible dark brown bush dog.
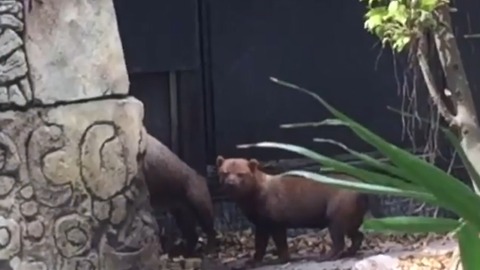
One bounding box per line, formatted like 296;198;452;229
216;156;383;265
142;132;218;256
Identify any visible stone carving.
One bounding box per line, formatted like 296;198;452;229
23;0;129;104
79;122;129;201
0;131;21;175
0;99;162;269
0;217;21;260
0;0;32;106
0;130;20;200
54;214;92;258
27;124;73;208
0;0;163;268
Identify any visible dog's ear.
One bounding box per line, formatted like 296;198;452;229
216;156;225;168
248;159;259;172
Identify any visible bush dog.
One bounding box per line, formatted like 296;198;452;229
216;156;383;265
142;132;218;256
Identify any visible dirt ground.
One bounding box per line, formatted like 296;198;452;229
162;229;457;269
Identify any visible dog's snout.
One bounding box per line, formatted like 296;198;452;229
223;176;238;187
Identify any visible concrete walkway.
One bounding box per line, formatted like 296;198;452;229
252;239;456;270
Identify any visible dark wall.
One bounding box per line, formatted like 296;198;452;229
113;0;480;181
113;0;200;73
176;71;208;175
113;0;208;175
206;0;406;161
129;73;171;145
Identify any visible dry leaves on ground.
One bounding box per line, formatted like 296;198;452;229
209;229;446;264
161;229;452;269
398;252;454;270
159;254;203;270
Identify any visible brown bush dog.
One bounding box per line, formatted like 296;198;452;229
216;156;384;265
142;132;218;257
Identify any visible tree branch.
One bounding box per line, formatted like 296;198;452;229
416;36;457;126
433;5;479;129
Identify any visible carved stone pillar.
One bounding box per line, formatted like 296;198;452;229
0;0;162;269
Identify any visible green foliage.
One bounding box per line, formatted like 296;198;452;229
458;223;480;270
240;77;480;268
363;217;460;234
442;127;480;191
361;0;446;52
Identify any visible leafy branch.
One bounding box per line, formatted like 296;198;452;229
362;0;447;52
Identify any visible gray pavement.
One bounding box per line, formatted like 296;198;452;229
252;239;456;270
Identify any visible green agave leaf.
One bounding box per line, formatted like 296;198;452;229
238;142;423;192
269;77;480;230
281;118;411;180
284;170;439;205
442;127;480;192
362;216;460;234
457;222;480;270
314;137;405;176
281;118;345;129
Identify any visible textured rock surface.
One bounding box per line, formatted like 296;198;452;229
0;0;163;268
0;1;32;107
22;0;129;104
353;254;400;270
0;98;162;269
